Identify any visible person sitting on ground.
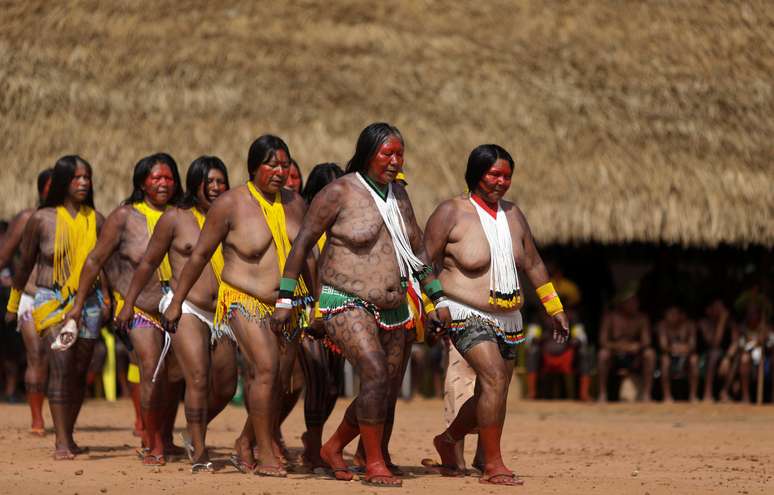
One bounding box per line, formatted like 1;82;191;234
719;295;772;403
597;289;655;402
657;305;699;402
697;297;732;402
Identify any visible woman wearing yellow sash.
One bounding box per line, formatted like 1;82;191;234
9;156;107;460
66;153;183;466
1;168;53;436
117;156;237;473
423;144;569;486
163;135;311;477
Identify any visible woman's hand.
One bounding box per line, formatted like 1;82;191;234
270;307;294;338
63;304;84;327
552;311;570;344
115;303;134;334
161;301;182;334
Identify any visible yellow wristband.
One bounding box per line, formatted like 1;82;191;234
7;288;22;314
536;282;564;316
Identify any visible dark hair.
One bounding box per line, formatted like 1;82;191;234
43;155;95;208
247;135;290;181
179;156;230;209
345;122;404;175
37;168;53;205
302;163;344;204
288;158;304;192
122;153;183;205
464;144;515;192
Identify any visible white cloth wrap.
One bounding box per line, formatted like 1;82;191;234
436;298;523;334
16;292;35;332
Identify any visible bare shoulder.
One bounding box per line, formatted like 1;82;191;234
315;175;353;203
13;208;36;227
432;195;468;220
105;204;133;228
501;199;526;221
211;186;242;210
280;189;306;215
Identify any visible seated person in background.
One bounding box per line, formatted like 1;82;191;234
525;310;592;401
720;296;772;403
697;298;731;402
597;290;655;402
657;306;699;402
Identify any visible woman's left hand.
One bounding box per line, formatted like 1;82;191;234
552;311;570;344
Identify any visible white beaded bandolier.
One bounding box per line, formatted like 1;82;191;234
469;196;522;308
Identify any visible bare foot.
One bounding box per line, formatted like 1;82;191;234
320;439;353;481
363;462;402;487
53;446;76;460
480;467;524;486
433;432;464;477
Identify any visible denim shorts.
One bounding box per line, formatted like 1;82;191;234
449;315;518;361
34;288;103;339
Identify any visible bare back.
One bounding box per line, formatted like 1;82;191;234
318;174;403;309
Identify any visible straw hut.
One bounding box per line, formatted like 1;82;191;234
1;1;772;247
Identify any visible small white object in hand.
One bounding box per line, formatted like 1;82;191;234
51;319;78;351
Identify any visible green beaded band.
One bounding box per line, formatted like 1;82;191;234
424;279;443;298
279;277;298;293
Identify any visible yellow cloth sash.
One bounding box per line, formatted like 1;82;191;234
133;202;172;283
246;182;310;301
214;280;274;329
32;206;97;332
191;207;224;285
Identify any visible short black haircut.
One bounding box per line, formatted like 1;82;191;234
464;144;515;192
247;135;291;181
180;156;230;209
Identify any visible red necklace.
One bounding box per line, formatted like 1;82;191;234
470;193;498;219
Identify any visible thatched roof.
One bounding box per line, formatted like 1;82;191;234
1;1;772;246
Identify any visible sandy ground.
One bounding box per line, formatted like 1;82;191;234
1;395;773;495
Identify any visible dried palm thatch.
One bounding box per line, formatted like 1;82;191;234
0;1;771;246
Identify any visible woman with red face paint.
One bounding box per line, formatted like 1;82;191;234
66;153;184;466
1;168;53;436
163;135;311;477
423;144;570;486
117;156;237;473
9;156;109;459
271;123;451;487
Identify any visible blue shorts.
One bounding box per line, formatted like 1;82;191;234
34;288;103;340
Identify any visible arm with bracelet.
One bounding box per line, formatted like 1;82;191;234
518;210;570;343
270;180;340;331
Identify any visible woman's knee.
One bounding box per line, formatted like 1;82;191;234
477;362;509;394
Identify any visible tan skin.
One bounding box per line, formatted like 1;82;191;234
720;305;770;403
65;163;179;462
0;207;49;433
10;163;108;459
117;168;237;466
272;136;449;486
163;148;308;476
597;297;656;402
698;300;730;401
657;308;699;402
423;158;569;485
